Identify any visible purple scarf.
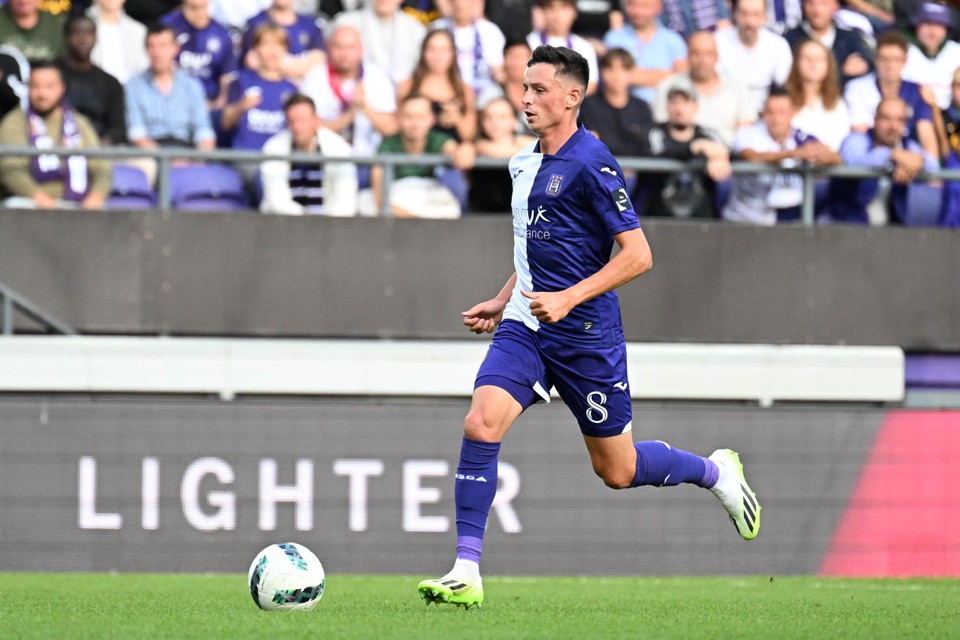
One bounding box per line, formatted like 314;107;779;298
27;102;87;202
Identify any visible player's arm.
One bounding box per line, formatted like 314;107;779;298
523;228;652;324
462;272;517;334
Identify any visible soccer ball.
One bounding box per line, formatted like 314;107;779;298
248;542;325;611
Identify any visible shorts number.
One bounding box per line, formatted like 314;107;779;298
585;391;608;424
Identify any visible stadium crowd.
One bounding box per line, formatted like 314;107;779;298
1;0;960;225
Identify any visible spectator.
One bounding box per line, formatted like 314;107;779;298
785;39;850;151
0;61;111;208
526;0;598;95
486;0;536;43
334;0;427;86
209;0;270;32
468;96;535;213
260;93;358;215
57;13;127;144
722;86;840;225
87;0;149;84
655;30;755;147
400;0;442;27
903;2;960;110
430;0;506;95
829;97;939;224
636;79;731;219
242;0;326;82
715;0;793;115
370;93;472;218
123;0;181;25
845;30;940;162
397;28;477;142
476;39;533;134
300;24;398;178
0;0;65;62
942;65;960;160
0;44;30;119
766;0;803;35
222;23;296;156
603;0;688;105
125;23;215;183
845;0;895;34
162;0;238;111
893;0;960;37
579;47;652;158
572;0;623;42
784;0;873;88
38;1;92;16
660;0;731;40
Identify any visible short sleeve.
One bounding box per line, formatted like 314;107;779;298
582;157;641;235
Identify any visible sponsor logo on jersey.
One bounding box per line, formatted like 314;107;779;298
612;188;630;212
546;173;563;196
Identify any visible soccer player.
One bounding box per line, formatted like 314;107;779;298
416;45;762;609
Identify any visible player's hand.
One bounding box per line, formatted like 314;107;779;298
462;298;507;334
521;290;575;324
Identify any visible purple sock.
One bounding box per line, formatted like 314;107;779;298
631;440;715;488
454;437;501;562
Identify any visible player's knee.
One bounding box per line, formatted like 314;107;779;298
462;410;502;442
593;464;634;490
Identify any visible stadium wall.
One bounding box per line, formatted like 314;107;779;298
2;209;959;349
1;395;957;577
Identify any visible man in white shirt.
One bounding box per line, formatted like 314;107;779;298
87;0;149;84
655;30;755;147
722;86;839;225
715;0;793;116
300;24;398;184
334;0;427;86
903;1;960;109
260;92;358;216
526;0;598;95
430;0;506;95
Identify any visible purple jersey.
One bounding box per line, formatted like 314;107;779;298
162;10;238;102
504;125;640;347
242;10;326;61
228;69;296;150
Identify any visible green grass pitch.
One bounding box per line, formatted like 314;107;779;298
1;573;959;639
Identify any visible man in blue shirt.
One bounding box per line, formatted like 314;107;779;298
417;45;761;609
125;23;215;151
162;0;238;110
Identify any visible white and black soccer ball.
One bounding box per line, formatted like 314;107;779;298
248;542;325;611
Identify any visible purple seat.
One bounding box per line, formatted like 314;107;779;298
169;164;250;211
106;164;154;209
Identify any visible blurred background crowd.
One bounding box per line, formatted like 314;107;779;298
1;0;960;225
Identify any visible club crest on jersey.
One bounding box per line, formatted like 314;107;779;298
546;174;563;196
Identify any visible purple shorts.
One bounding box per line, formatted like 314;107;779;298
474;320;633;438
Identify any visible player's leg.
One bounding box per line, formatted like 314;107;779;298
419;321;549;607
582;434;761;540
418;386;523;608
550;339;761;539
581;432;717;490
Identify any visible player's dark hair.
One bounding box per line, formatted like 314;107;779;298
528;45;589;91
283;92;317;113
600;47;635;70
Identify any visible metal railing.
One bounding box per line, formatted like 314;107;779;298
0;283;75;336
2;144;958;224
